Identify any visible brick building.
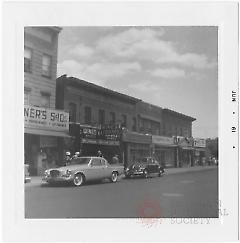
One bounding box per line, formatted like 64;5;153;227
56;75;200;168
24;27;70;176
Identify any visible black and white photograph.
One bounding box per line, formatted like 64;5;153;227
24;26;219;219
2;1;239;242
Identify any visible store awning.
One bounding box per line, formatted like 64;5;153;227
194;147;206;152
24;127;72;138
181;147;194;150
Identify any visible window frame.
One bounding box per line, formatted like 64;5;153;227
24;47;32;73
42;54;52;78
98;109;105;125
40;92;50;108
90;158;102;166
84;106;92;124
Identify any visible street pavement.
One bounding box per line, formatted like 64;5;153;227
25;166;218;218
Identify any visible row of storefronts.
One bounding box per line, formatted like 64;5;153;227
67;123;206;169
24;105;206;176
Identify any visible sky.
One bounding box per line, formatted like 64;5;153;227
57;26;218;139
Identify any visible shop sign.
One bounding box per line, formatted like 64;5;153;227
80;126;98;139
194;138;206;148
122;130;151;144
178;137;193;148
80;125;121;141
24;105;69;131
82;138;120;146
99;127;121;141
152;135;174;145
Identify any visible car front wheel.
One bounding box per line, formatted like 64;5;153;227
73;173;84;186
111;172;118;182
143;169;149;178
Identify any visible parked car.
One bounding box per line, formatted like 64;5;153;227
42;157;124;186
24;164;31;183
124;157;164;179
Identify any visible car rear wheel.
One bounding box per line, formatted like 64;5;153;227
158;170;162;177
143;169;149;178
111;172;118;182
73;173;84;186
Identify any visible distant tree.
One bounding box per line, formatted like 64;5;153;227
206;137;218;159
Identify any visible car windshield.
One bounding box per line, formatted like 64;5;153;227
70;157;91;165
140;157;151;163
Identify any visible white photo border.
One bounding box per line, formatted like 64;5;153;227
2;1;239;241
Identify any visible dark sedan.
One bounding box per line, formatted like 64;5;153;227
124;157;164;178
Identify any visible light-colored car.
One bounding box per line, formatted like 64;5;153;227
42;157;124;186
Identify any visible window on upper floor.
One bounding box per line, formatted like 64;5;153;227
180;127;183;136
121;114;127;128
84;106;92;124
98;109;105;125
109;112;116;125
42;54;52;78
162;124;166;135
24;47;32;73
69;102;77;122
132;117;137;131
40;93;50;108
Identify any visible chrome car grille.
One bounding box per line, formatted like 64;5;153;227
50;170;60;178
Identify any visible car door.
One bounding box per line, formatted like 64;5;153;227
147;158;158;173
87;158;105;180
100;158;111;178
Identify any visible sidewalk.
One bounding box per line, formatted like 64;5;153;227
25;165;217;187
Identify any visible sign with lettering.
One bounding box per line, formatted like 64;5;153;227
80;126;98;139
152;135;174;145
80;125;122;141
193;138;206;148
24;105;69;131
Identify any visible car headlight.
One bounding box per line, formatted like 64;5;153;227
44;170;50;176
64;169;72;177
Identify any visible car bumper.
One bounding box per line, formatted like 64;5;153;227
42;175;73;183
125;170;144;176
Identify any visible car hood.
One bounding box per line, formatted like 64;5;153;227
129;162;146;168
49;164;89;172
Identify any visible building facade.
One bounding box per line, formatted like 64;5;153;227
24;27;70;176
56;75;204;168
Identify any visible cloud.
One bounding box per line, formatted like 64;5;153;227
96;27;216;69
68;43;94;59
128;80;160;92
151;68;186;79
58;60;141;85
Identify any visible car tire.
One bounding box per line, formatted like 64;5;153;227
73;173;84;187
143;169;149;178
111;171;118;183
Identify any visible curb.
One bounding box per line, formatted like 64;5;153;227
25;166;218;187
